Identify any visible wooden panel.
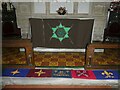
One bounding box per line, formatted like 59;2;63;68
2;39;34;65
86;42;120;69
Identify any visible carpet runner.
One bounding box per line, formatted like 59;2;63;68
2;68;120;80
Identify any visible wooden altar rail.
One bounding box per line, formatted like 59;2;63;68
2;39;34;65
2;39;120;69
86;42;120;69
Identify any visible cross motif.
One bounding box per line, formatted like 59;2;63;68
35;70;45;76
11;69;20;75
76;70;88;77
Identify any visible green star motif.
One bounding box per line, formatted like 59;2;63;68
51;23;71;42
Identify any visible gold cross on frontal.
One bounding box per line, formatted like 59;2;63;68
35;70;45;76
11;69;20;75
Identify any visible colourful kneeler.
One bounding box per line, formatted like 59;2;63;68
27;69;52;77
2;68;30;77
52;70;71;78
71;70;96;79
93;70;119;79
2;68;120;80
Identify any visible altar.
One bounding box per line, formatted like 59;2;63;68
30;18;94;48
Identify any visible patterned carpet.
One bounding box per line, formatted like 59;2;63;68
93;49;120;65
34;52;85;66
2;48;120;66
2;48;26;65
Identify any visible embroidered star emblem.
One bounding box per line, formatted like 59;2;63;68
35;70;45;76
11;69;20;75
51;23;71;42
